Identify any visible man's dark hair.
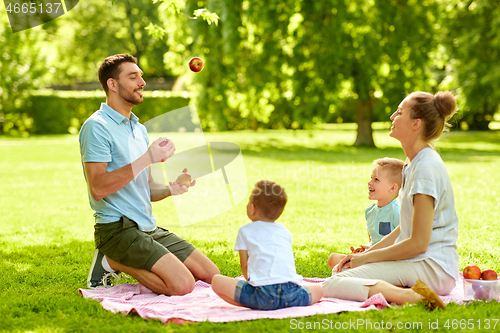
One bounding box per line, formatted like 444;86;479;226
98;54;138;95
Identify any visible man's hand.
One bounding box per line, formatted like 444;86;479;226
168;168;196;195
148;137;175;164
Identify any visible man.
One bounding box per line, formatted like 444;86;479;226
79;54;219;295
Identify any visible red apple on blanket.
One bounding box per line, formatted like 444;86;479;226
481;269;498;280
463;265;481;280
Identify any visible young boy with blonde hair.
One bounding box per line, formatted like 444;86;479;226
328;157;405;269
212;180;323;310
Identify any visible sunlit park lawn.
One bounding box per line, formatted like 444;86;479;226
1;125;500;332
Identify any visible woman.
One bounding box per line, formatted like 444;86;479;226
322;91;459;310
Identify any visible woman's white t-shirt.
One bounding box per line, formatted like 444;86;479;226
396;148;459;281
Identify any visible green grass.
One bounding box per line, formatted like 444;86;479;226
1;127;500;332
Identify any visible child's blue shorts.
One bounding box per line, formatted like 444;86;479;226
234;280;312;310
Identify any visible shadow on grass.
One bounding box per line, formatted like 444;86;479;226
0;240;170;332
241;142;405;164
0;238;246;288
0;239;242;331
294;247;333;279
2;234;500;332
189;239;241;277
443;130;500;144
437;148;500;163
0;240;95;290
0;240;105;331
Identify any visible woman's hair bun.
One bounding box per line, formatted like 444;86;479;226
433;91;457;119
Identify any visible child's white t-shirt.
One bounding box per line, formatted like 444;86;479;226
234;221;303;287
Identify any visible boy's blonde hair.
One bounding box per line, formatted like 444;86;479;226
373;158;405;188
250;180;288;221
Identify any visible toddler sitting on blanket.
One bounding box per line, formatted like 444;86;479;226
328;158;404;270
212;180;323;310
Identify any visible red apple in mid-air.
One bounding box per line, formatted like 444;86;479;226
463;265;481;280
189;57;204;72
481;269;498;280
176;172;192;186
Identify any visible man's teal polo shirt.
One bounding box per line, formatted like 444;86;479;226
79;103;156;231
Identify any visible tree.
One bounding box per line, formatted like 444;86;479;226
40;0;218;86
345;0;439;146
44;0;172;85
159;0;439;147
0;0;218;135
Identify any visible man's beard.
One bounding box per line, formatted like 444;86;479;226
117;82;143;106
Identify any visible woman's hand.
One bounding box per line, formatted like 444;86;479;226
350;245;370;253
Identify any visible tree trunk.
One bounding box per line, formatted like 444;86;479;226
251;115;258;131
353;98;376;147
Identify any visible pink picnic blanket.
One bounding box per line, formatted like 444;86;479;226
79;276;467;324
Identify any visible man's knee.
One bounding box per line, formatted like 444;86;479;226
169;278;196;296
183;250;220;283
203;264;220;282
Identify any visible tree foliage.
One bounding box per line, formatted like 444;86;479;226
46;0;172;85
0;0;217;135
0;14;49;135
43;0;218;84
441;0;500;130
2;0;500;138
